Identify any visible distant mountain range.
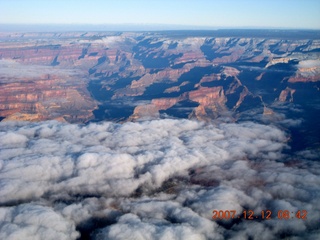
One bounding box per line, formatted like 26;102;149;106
2;24;320;32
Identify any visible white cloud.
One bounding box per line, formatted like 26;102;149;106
0;119;319;239
0;204;79;240
298;59;320;69
0;59;83;82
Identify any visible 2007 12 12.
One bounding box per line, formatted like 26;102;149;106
212;210;307;220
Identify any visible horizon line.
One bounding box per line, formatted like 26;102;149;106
0;23;320;32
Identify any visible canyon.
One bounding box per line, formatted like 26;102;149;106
0;30;319;132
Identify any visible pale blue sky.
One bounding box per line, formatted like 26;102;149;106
1;0;320;29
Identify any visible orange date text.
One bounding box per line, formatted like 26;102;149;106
212;210;307;220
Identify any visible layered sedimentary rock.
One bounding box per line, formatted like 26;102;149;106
0;59;96;122
0;31;319;123
129;104;160;121
279;88;296;102
0;73;95;122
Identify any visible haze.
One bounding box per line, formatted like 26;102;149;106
1;0;320;30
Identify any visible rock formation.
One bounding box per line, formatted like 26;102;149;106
0;30;319;123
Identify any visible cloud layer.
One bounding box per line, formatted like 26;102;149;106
0;119;319;239
0;59;82;82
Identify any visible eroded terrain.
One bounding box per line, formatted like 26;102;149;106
0;30;319;149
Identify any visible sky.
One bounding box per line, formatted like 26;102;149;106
0;0;320;30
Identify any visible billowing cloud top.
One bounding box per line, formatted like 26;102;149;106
0;119;319;239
